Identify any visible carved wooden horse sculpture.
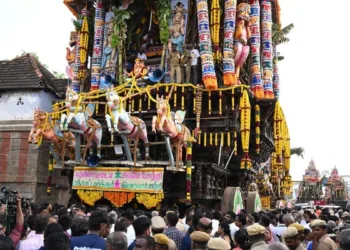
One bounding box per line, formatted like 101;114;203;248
60;86;102;161
105;87;150;162
152;92;190;166
28;109;75;160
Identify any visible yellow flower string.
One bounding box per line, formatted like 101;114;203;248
208;91;212;115
77;190;103;206
136;193;163;209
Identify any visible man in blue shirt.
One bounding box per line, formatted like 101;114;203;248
70;210;111;250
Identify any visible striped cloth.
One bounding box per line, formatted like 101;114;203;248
196;0;218;90
249;0;264;98
261;0;274;99
223;0;237;86
91;0;104;90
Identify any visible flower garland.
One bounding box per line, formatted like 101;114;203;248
240;89;251;170
194;84;203;136
210;0;221;62
273;46;280;99
273;101;283;174
47;152;54;196
223;0;237;86
186;138;195;205
249;0;264;98
104;192;135;207
77;190;103;206
80;7;89;65
255;105;260;154
261;0;274;99
197;0;218;90
91;0;105;91
136;193;164;209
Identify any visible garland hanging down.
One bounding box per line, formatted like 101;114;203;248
77;190;103;206
273;46;280;98
104;192;135;207
91;0;105;91
197;0;218;90
186;138;195;205
210;0;221;62
261;0;274;99
223;0;237;86
240;89;251;170
249;0;264;98
255;104;260;154
136;193;164;209
80;7;89;65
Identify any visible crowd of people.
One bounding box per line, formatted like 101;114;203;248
0;195;350;250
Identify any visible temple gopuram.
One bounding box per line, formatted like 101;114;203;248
324;167;347;205
297;160;322;202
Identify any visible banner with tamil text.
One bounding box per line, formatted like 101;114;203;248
72;167;164;193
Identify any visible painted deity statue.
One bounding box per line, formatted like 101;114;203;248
60;86;102;158
125;58;148;80
105;87;150;160
234;2;251;81
168;3;186;53
65;31;78;79
102;20;117;70
152;94;190;163
28;109;75;159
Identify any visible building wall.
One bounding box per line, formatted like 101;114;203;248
0;90;55;120
0;90;70;204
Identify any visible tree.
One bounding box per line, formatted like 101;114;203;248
272;23;294;46
52;71;66;78
112;9;132;84
291;147;304;159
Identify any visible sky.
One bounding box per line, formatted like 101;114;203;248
1;0;349;180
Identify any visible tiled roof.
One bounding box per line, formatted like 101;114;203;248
52;78;68;98
0;53;61;97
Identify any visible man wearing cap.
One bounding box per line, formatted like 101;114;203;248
289;223;306;246
189;231;211;250
341;212;350;225
152;216;177;250
283;227;306;250
247;224;268;250
310;220;337;250
207;238;231;250
154;234;170;250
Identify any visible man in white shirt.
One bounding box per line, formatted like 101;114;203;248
190;46;200;84
121;211;135;247
19;216;48;250
224;212;238;239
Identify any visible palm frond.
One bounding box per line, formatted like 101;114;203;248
272;23;294;46
291;147;305;159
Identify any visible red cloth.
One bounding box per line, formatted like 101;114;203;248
9;224;24;247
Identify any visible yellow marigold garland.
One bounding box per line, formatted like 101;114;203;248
240;89;251;169
77;190;103;206
136;193;164;209
255;105;261;154
79;8;89;64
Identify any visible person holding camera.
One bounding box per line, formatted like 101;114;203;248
0;193;24;249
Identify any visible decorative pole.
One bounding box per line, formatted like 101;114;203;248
47;151;54;196
196;0;218;90
223;0;237;86
261;0;274;99
91;0;105;91
273;46;280;98
72;17;83;92
185;137;196;205
249;0;264;98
